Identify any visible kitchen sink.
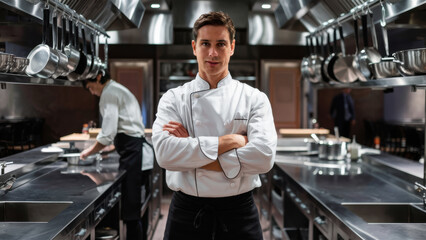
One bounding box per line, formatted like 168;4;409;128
342;203;426;223
0;201;72;222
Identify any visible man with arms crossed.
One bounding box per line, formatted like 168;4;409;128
152;11;277;240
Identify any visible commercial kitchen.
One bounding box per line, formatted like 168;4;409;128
0;0;425;239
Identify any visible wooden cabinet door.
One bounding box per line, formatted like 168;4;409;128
269;66;301;128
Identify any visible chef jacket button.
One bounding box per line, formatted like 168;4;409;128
195;120;201;126
194;93;200;98
230;182;235;187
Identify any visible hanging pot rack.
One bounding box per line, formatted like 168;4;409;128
41;0;109;38
308;0;383;37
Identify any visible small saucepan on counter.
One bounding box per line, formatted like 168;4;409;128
318;140;348;161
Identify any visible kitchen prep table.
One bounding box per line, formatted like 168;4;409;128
270;150;426;240
0;144;125;240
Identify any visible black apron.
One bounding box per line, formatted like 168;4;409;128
114;133;144;221
164;191;263;240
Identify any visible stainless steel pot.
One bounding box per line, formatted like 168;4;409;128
63;17;79;75
51;14;69;79
79;26;93;80
301;36;311;80
371;2;399;79
356;13;382;80
61;153;80;165
26;7;59;78
0;52;14;72
308;36;323;83
68;22;85;81
318;139;348;161
9;57;29;74
393;48;426;76
86;32;101;79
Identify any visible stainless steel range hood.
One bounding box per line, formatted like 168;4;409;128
0;0;146;31
275;0;426;33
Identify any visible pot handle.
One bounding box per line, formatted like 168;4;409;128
361;14;369;48
61;15;67;51
354;18;360;54
52;13;58;50
81;26;87;55
338;25;346;56
369;10;379;50
380;1;390;56
42;7;50;45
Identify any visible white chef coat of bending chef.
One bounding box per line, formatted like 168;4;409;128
152;73;277;197
96;80;145;146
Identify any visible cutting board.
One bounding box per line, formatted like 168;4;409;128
60;133;91;141
279;128;330;138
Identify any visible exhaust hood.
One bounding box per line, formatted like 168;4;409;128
274;0;426;33
0;0;146;31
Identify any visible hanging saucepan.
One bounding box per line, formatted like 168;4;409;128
308;35;323;83
369;2;399;79
103;37;108;70
393;48;426;76
325;27;340;82
93;33;103;75
51;13;69;79
79;26;93;80
86;31;100;79
332;25;357;83
26;6;59;78
68;21;87;81
320;32;331;83
357;13;381;79
352;18;367;82
301;36;312;81
63;16;79;76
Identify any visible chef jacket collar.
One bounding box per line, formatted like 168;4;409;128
195;72;233;90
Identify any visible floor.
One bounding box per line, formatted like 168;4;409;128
151;192;271;240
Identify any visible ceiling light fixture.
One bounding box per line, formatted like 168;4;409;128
151;3;161;9
261;4;271;9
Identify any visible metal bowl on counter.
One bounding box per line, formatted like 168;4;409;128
60;153;81;165
393;48;426;76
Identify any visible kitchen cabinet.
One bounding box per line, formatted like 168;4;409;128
140;150;162;240
156;59;258;105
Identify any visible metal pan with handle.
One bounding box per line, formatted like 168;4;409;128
352;18;367;82
332;25;357;83
301;36;312;80
78;25;93;80
68;19;87;81
370;2;399;79
320;32;331;83
308;36;323;83
325;27;340;82
63;15;79;76
51;12;69;79
357;13;381;79
26;6;59;78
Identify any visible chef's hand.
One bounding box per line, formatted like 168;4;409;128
202;134;248;172
80;148;93;160
163;121;189;137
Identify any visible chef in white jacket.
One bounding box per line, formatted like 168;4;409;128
152;11;277;240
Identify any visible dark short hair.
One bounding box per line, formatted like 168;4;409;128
83;69;110;88
193;11;235;43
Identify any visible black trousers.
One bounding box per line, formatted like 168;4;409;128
164;191;263;240
114;133;144;239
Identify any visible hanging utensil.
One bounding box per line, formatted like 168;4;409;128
333;25;358;83
352;17;367;81
320;31;331;83
51;12;69;79
26;5;59;78
301;36;311;80
325;27;340;82
357;13;381;79
63;13;80;77
370;1;399;79
309;35;323;83
79;25;93;80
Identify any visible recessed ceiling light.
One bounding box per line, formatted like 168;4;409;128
151;3;161;8
261;4;271;9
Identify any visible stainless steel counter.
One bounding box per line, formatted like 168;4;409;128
274;152;426;240
0;146;125;240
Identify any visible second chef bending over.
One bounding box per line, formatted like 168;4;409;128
152;11;277;240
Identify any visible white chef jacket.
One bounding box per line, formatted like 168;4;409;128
96;80;145;146
152;73;277;197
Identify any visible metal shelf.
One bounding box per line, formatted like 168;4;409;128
0;72;83;87
312;75;426;89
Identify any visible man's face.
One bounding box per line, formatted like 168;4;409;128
192;25;235;82
85;75;103;96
